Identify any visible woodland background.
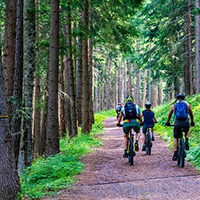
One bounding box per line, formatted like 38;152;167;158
0;0;200;199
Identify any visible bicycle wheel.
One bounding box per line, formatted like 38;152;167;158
146;131;152;155
179;138;185;167
129;138;134;165
177;147;180;166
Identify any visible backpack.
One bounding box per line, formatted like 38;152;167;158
174;101;188;121
124;100;137;119
116;105;122;111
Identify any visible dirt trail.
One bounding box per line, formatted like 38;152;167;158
45;117;200;200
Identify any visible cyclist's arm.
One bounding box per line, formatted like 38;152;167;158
153;115;157;123
187;104;194;123
117;113;123;124
166;105;174;123
138;113;143;124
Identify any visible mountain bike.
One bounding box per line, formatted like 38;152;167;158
145;128;152;155
117;124;135;166
127;128;135;165
177;127;186;168
167;125;186;168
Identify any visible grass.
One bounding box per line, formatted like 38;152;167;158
154;94;200;170
19;109;115;199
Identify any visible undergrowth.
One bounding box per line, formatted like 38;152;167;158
154;94;200;170
19;109;115;199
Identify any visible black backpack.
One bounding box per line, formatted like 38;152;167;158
124;100;137;119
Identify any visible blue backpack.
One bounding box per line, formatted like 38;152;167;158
174;101;188;121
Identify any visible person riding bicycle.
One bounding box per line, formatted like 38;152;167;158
165;93;195;161
115;103;122;119
117;95;142;158
141;101;157;151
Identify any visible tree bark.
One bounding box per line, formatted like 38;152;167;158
142;69;147;108
0;36;21;199
66;2;78;137
3;0;16;116
128;60;132;96
18;0;35;173
195;0;200;93
82;0;90;133
46;0;60;157
11;0;23;167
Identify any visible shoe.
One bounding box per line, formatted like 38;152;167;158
185;141;189;150
172;152;178;161
142;144;146;151
123;150;128;158
152;136;155;141
135;142;139;151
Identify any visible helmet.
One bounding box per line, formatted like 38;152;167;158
145;101;151;108
176;93;185;100
125;95;134;103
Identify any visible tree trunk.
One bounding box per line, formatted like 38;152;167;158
64;56;72;135
142;69;147;108
3;0;16;116
88;1;94;126
33;75;41;158
76;18;83;126
106;58;111;109
66;2;78;137
89;37;94;126
123;60;127;99
0;37;21;199
195;0;200;93
128;60;132;96
118;62;122;103
158;78;163;105
45;0;60;157
101;65;105;111
18;0;35;173
148;68;152;102
11;0;23;167
59;59;66;137
82;0;90;133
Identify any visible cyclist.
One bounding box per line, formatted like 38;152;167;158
141;101;157;151
166;93;195;161
117;95;143;158
115;103;122;119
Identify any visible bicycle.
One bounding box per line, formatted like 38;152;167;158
127;128;136;165
117;124;135;166
167;125;186;168
177;127;186;168
145;127;152;155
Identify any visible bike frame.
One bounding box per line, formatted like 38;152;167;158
177;128;186;167
145;128;152;155
127;128;135;166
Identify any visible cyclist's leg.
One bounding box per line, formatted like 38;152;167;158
132;122;140;151
123;124;129;157
142;125;147;150
184;126;190;150
172;125;179;161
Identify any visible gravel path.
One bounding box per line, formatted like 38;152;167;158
45;117;200;200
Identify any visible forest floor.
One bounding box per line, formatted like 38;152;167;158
43;117;200;200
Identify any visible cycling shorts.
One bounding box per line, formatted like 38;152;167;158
123;122;140;134
174;123;189;138
142;124;154;134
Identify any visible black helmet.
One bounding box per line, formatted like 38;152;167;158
145;101;151;108
176;93;185;100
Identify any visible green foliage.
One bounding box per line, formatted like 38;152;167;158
154;94;200;170
19;110;114;199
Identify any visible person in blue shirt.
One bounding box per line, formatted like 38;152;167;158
141;101;157;151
